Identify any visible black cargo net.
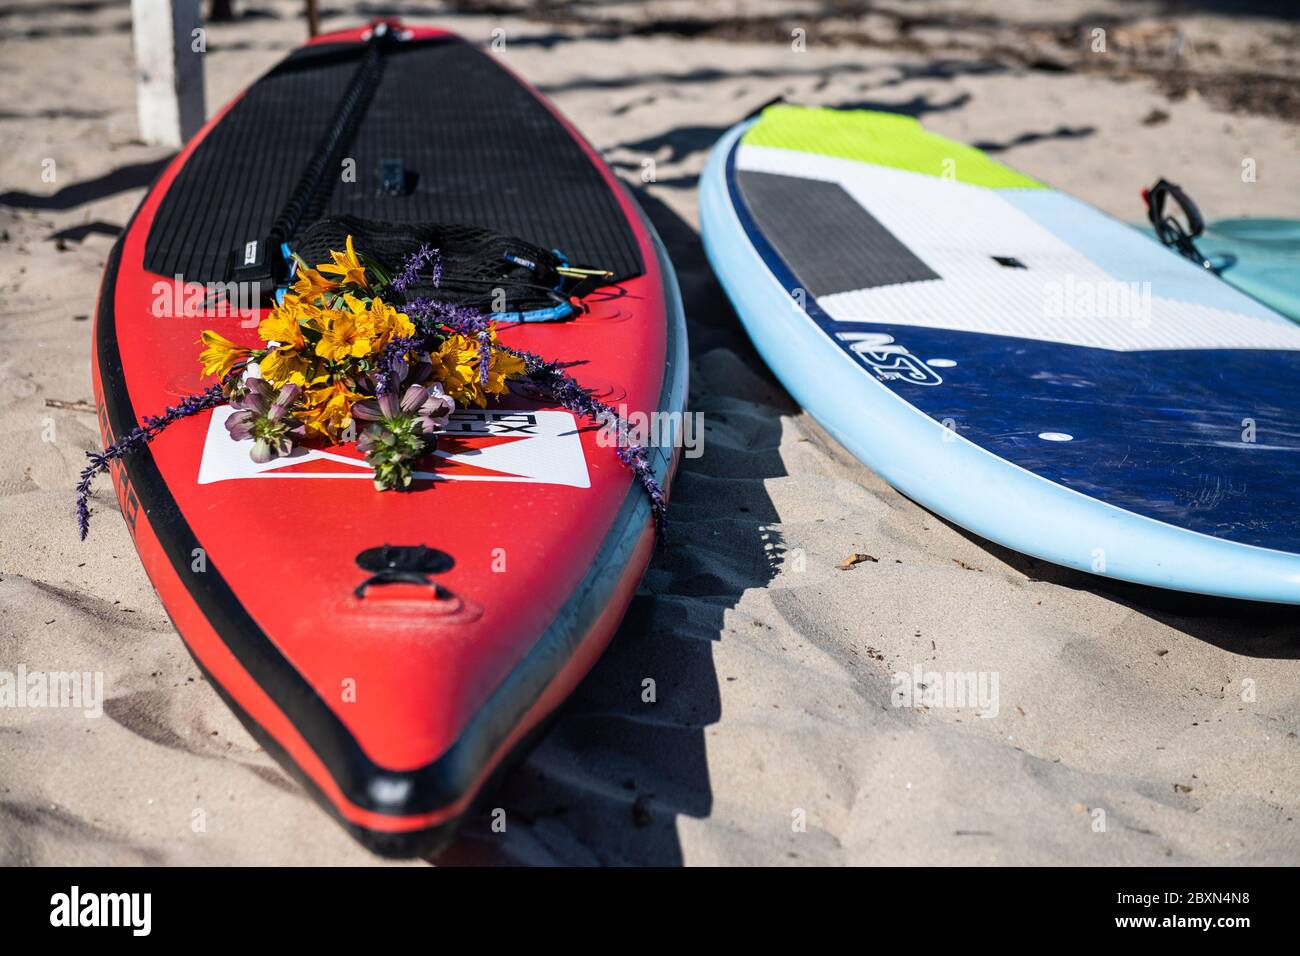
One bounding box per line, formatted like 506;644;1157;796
295;215;581;316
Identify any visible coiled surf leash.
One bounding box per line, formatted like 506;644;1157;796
1143;178;1217;273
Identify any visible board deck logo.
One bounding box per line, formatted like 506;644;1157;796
198;407;591;487
836;332;943;386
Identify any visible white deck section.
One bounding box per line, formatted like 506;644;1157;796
737;144;1300;352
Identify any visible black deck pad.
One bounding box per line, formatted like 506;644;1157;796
144;38;643;285
737;169;939;297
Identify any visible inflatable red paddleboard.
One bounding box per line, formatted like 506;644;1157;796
91;22;687;856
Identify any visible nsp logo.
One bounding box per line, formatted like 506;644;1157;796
836;332;944;386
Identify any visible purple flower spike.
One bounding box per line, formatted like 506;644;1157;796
373;333;432;397
77;382;227;539
392;244;442;294
477;330;492;386
404;297;493;337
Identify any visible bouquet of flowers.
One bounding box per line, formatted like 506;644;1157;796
197;235;525;490
77;235;666;537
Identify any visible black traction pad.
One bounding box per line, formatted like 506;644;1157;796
737;169;939;297
144;38;643;284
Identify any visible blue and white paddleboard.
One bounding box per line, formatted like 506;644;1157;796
702;105;1300;603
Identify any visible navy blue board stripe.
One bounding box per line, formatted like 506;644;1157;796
722;136;1300;555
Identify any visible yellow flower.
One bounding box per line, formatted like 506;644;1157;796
257;301;306;349
431;332;481;405
315;304;374;362
317;234;368;290
296;380;362;444
290;262;337;304
260;348;314;386
198;330;252;379
255;299;314;386
430;327;525;407
482;338;526;400
366;296;415;350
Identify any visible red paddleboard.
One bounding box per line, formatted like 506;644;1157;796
91;22;686;856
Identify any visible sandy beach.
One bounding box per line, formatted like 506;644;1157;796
2;0;1299;865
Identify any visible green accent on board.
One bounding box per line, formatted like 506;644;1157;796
742;105;1045;190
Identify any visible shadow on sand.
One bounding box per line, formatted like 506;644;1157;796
0;158;173;212
936;515;1300;660
438;182;794;866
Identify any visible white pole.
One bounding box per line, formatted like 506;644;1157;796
131;0;206;147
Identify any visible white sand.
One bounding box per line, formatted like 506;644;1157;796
2;0;1298;865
